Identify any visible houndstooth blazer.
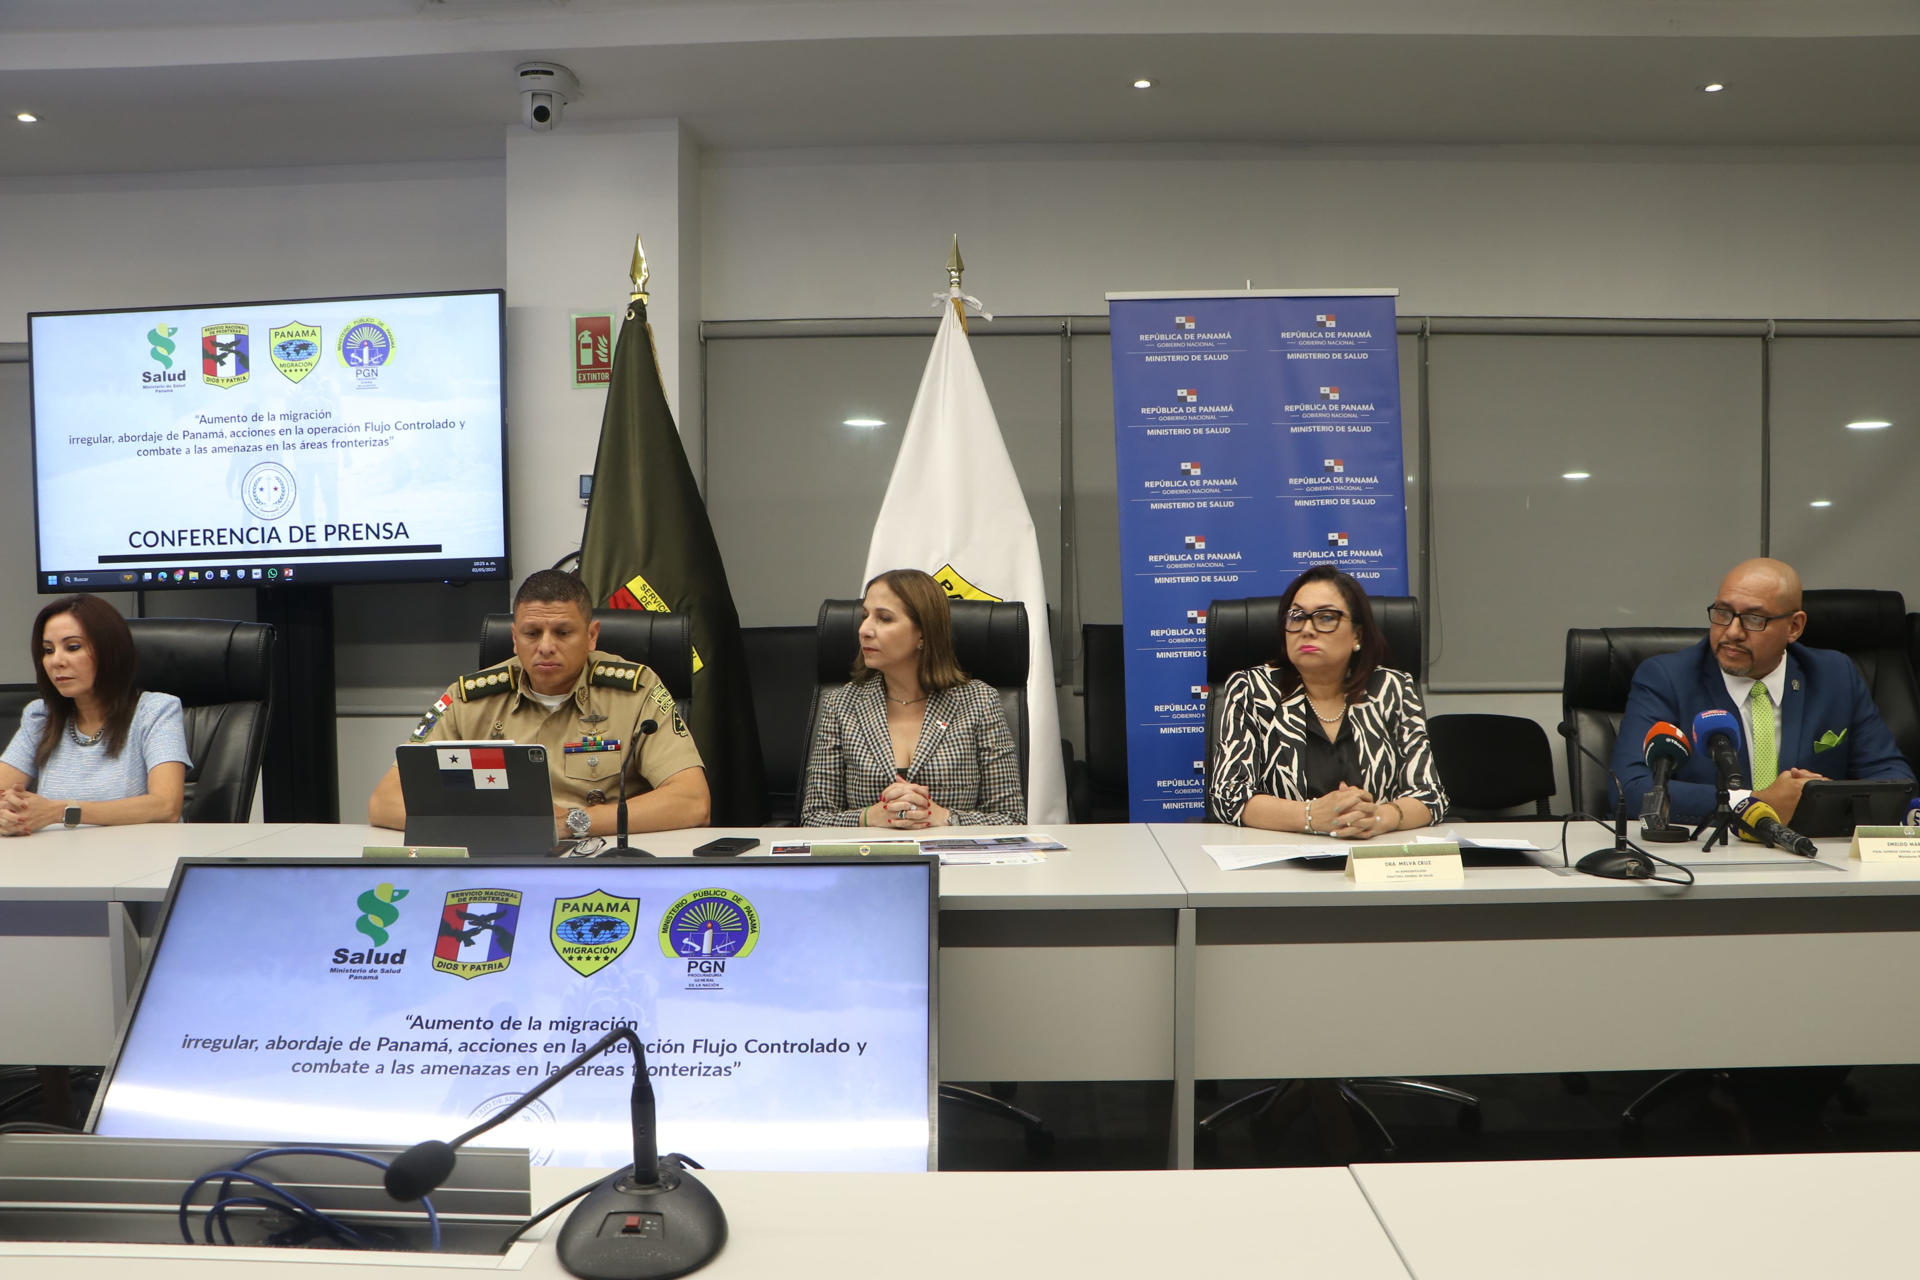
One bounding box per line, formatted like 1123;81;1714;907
802;677;1026;827
1207;665;1448;825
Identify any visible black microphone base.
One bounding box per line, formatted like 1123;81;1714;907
1637;822;1690;844
557;1163;726;1280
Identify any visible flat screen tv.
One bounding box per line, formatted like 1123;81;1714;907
27;289;508;591
88;857;938;1173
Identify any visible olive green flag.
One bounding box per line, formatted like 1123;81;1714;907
577;297;767;824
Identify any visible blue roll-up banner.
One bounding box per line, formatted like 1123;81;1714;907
1106;291;1408;820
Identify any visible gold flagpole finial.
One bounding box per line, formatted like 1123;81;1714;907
946;235;966;331
629;235;650;305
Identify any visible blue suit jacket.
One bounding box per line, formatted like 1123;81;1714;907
1613;640;1912;820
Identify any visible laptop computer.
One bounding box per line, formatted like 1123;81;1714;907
396;741;557;856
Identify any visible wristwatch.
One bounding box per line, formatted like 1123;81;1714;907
565;807;592;839
63;803;82;829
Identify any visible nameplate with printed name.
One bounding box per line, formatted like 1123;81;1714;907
1345;841;1464;885
1849;826;1920;862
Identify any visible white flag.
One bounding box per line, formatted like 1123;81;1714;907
863;300;1068;823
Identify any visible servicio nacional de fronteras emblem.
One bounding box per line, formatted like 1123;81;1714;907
202;323;250;389
551;889;640;977
433;887;521;980
659;888;759;965
269;321;323;383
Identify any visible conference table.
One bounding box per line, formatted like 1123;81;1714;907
10;820;1920;1172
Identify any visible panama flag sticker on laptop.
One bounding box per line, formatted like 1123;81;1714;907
438;745;511;789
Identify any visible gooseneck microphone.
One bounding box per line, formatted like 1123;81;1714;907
1556;722;1695;885
615;715;659;854
1731;795;1819;857
385;1028;726;1280
1639;721;1692;844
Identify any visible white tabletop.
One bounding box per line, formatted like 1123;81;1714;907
1153;820;1920;907
0;1165;1410;1279
1353;1152;1920;1279
0;824;286;901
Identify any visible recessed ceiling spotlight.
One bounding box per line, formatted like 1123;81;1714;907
1562;471;1591;481
1809;499;1833;508
1132;78;1155;90
1845;419;1891;430
16;111;38;123
1701;82;1725;93
843;417;886;428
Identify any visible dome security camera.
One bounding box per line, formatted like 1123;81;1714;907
516;61;579;133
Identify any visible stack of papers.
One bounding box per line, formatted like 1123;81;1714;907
766;834;1064;866
1201;827;1543;871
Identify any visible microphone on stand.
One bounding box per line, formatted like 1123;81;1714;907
615;716;659;855
1556;721;1653;879
1691;709;1746;792
1731;795;1819;857
385;1027;725;1280
1638;721;1691;844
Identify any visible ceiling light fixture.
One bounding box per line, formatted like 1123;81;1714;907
16;111;38;123
1562;471;1591;481
1845;419;1891;430
1132;78;1155;90
1701;82;1725;93
843;417;886;428
1809;500;1833;508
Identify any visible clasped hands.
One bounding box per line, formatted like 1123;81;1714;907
1305;782;1402;840
867;778;949;831
0;790;60;837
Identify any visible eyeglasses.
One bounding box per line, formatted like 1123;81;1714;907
1284;607;1350;633
1706;604;1796;632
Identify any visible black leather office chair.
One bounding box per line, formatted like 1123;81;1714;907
123;618;275;825
1428;714;1557;819
802;596;1049;1153
0;685;36;733
1197;594;1476;1157
477;611;694;723
1800;589;1920;774
1561;628;1704;819
1070;623;1129;824
741;626;815;825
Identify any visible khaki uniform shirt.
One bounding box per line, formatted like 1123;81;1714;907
406;650;702;810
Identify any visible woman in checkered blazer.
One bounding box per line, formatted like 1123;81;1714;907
802;569;1026;828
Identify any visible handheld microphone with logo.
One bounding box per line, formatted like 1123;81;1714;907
385;1027;725;1280
615;715;659;854
1691;709;1747;792
1638;721;1691;844
1731;795;1820;857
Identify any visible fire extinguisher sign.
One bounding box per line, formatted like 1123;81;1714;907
570;313;614;388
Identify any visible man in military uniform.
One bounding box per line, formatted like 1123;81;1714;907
368;569;709;838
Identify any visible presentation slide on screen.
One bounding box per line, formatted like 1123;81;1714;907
29;292;506;588
94;861;935;1173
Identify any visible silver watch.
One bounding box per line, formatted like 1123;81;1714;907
565;807;592;838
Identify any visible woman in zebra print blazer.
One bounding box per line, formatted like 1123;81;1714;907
802;569;1025;829
1207;565;1446;836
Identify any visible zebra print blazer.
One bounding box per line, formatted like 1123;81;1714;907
1207;665;1448;825
802;677;1026;827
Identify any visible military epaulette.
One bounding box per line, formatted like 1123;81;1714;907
457;665;518;702
589;660;646;692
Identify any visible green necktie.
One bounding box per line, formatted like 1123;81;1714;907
1748;682;1777;789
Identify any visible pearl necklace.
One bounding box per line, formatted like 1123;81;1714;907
1304;694;1346;726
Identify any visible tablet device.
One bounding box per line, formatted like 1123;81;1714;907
397;742;557;856
1791;778;1917;837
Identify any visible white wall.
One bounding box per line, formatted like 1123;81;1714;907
702;143;1920;321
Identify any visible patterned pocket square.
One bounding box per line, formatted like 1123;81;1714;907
1813;728;1847;753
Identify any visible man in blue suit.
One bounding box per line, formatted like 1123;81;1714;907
1615;558;1912;823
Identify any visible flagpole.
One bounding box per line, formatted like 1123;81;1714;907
947;235;966;333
